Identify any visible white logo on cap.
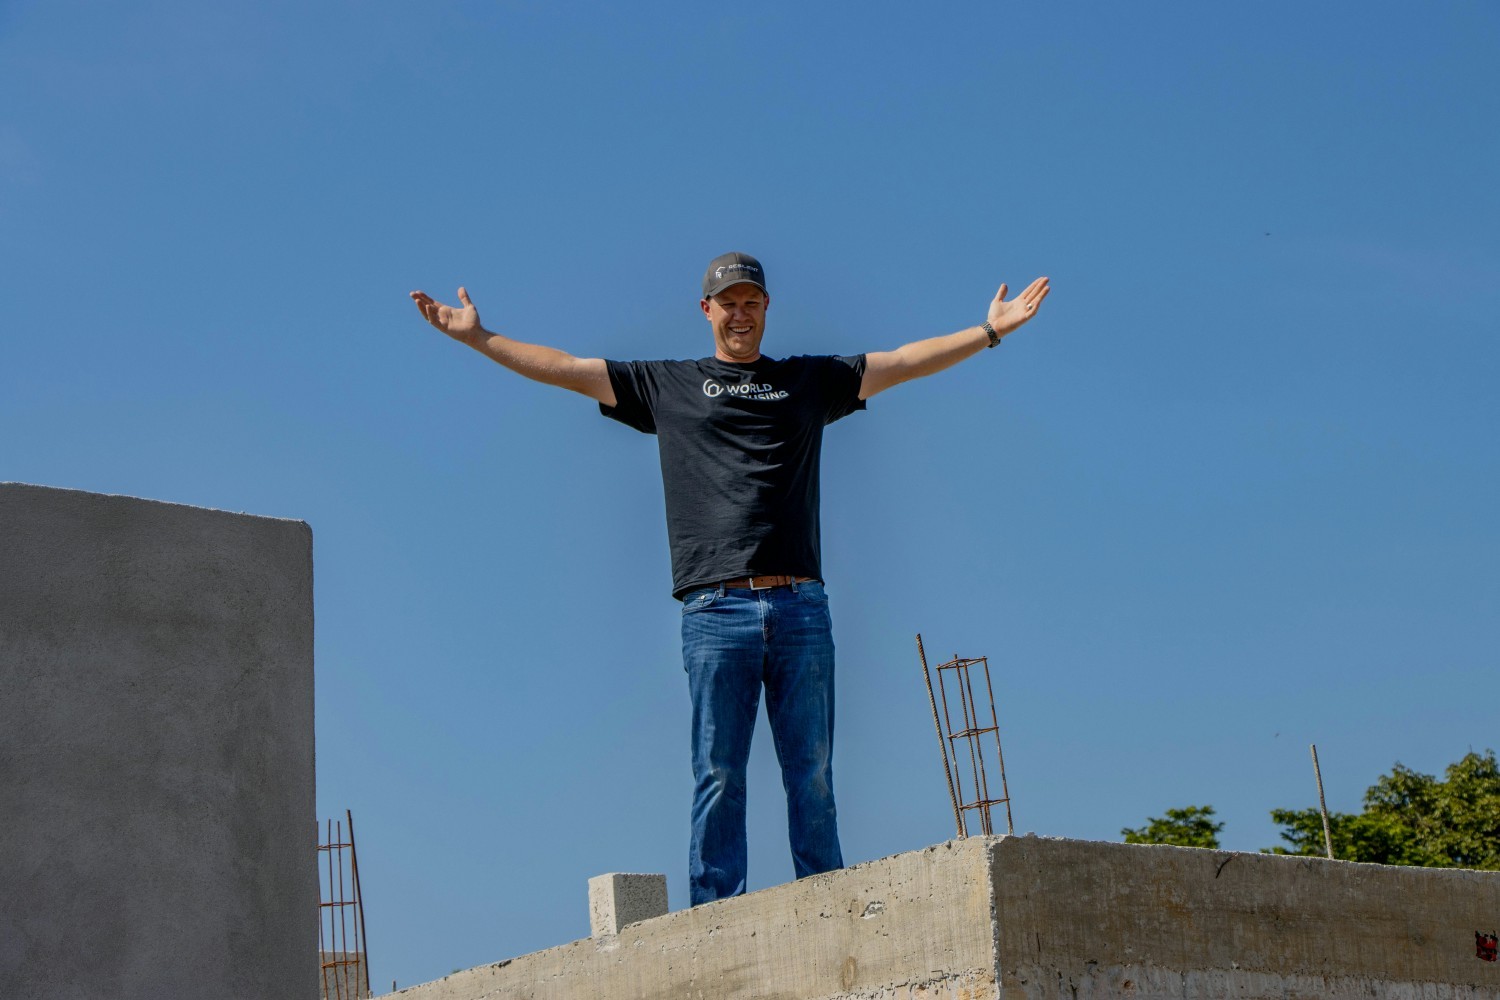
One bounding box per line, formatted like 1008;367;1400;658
714;263;759;279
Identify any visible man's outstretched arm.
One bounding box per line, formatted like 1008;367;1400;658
409;287;616;407
858;276;1050;400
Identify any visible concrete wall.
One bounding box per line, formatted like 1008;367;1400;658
991;836;1500;999
0;483;318;1000
388;836;1500;1000
393;839;998;1000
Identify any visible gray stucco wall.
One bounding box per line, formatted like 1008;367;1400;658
0;483;318;1000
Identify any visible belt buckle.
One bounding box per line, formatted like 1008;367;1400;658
748;575;778;590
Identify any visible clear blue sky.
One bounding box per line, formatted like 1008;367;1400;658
4;0;1497;989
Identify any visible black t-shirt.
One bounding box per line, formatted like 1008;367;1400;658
601;354;867;598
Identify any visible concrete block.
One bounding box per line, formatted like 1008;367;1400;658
589;873;669;937
390;836;1500;1000
0;483;317;1000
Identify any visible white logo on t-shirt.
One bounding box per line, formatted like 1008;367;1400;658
702;378;789;402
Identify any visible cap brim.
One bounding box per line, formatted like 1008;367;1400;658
703;278;768;299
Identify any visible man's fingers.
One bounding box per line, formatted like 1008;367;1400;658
1016;277;1048;305
411;292;440;322
409;289;465;329
995;283;1009;302
457;286;473;308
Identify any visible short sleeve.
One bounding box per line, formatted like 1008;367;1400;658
824;354;867;424
599;359;658;434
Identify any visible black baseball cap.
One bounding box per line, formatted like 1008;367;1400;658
702;252;768;299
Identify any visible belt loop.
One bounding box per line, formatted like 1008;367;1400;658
790;577;800;593
717;581;726;597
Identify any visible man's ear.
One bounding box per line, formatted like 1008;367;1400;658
700;297;712;320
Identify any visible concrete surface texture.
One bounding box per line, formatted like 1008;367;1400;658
589;873;671;937
388;836;1500;1000
0;483;318;1000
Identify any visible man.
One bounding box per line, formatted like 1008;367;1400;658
410;253;1049;905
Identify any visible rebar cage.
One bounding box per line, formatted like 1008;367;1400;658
918;634;1014;838
318;811;371;1000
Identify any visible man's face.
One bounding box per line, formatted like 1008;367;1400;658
701;283;769;363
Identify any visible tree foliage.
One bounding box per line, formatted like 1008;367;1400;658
1267;750;1500;869
1122;804;1223;849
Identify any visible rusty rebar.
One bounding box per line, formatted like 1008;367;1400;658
939;655;987;835
347;809;371;998
933;653;969;836
923;647;1016;840
956;656;992;834
338;820;351;1000
324;818;342;1000
317;819;331;1000
317;815;372;1000
917;634;965;839
977;656;1015;835
1312;744;1334;860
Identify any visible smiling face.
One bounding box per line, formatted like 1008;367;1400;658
701;282;769;363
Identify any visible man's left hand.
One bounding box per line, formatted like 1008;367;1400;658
987;276;1051;340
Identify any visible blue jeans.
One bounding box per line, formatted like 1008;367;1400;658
680;579;843;905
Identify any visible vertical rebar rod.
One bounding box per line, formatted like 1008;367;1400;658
318;821;330;1000
1311;743;1334;860
958;657;993;834
978;656;1015;835
954;657;986;834
347;809;370;1000
339;821;349;1000
326;818;342;1000
934;658;969;836
337;820;351;1000
944;660;976;832
917;634;964;839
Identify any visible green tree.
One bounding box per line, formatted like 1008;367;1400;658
1267;750;1500;869
1122;805;1223;849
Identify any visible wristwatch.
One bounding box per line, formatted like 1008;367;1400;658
983;321;1001;348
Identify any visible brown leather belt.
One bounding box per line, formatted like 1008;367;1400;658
718;575;816;590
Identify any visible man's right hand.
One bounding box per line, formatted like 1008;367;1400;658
407;284;616;405
410;287;482;344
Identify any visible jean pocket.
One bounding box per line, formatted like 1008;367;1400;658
794;581;829;605
681;588;721;614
